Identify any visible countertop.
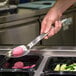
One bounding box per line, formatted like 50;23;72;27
0;8;50;29
0;4;76;29
0;8;49;24
0;46;76;76
0;4;76;24
0;45;76;56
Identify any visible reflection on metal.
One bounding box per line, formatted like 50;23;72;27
62;17;72;31
0;0;8;7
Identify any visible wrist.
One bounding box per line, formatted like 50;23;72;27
51;6;62;18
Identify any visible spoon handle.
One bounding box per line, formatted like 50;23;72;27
27;33;48;49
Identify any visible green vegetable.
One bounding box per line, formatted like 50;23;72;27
54;63;76;71
65;65;74;70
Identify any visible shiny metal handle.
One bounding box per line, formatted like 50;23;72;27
27;18;71;49
27;33;48;49
0;0;8;7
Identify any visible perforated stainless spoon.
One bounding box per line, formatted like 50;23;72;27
6;32;50;58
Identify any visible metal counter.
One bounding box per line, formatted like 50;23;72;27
0;46;76;76
32;46;76;76
0;8;49;25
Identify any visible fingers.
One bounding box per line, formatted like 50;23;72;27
41;17;54;39
41;16;54;33
40;15;54;34
40;18;46;34
47;21;62;38
44;18;53;33
40;14;62;39
41;19;62;39
44;19;54;39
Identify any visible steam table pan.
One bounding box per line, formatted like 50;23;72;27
0;54;43;76
41;57;76;76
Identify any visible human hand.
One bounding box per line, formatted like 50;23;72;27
40;7;62;39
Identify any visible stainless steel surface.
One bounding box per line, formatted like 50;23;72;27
0;3;75;25
33;46;76;76
0;20;39;44
1;46;76;56
0;0;8;7
0;8;49;24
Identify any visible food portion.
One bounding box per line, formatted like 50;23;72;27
3;61;36;69
54;63;76;71
43;57;76;75
12;61;36;69
12;61;24;69
12;46;24;57
2;55;42;70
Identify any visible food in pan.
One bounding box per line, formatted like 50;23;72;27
23;64;36;69
12;61;36;69
12;61;24;69
31;64;36;68
3;62;10;68
23;66;30;69
54;63;76;71
60;64;67;71
65;63;76;71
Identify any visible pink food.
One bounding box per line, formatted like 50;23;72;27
3;62;9;68
12;66;18;69
12;61;24;68
12;46;24;57
23;66;30;69
23;64;36;69
30;64;36;68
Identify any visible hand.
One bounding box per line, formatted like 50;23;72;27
40;7;62;39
